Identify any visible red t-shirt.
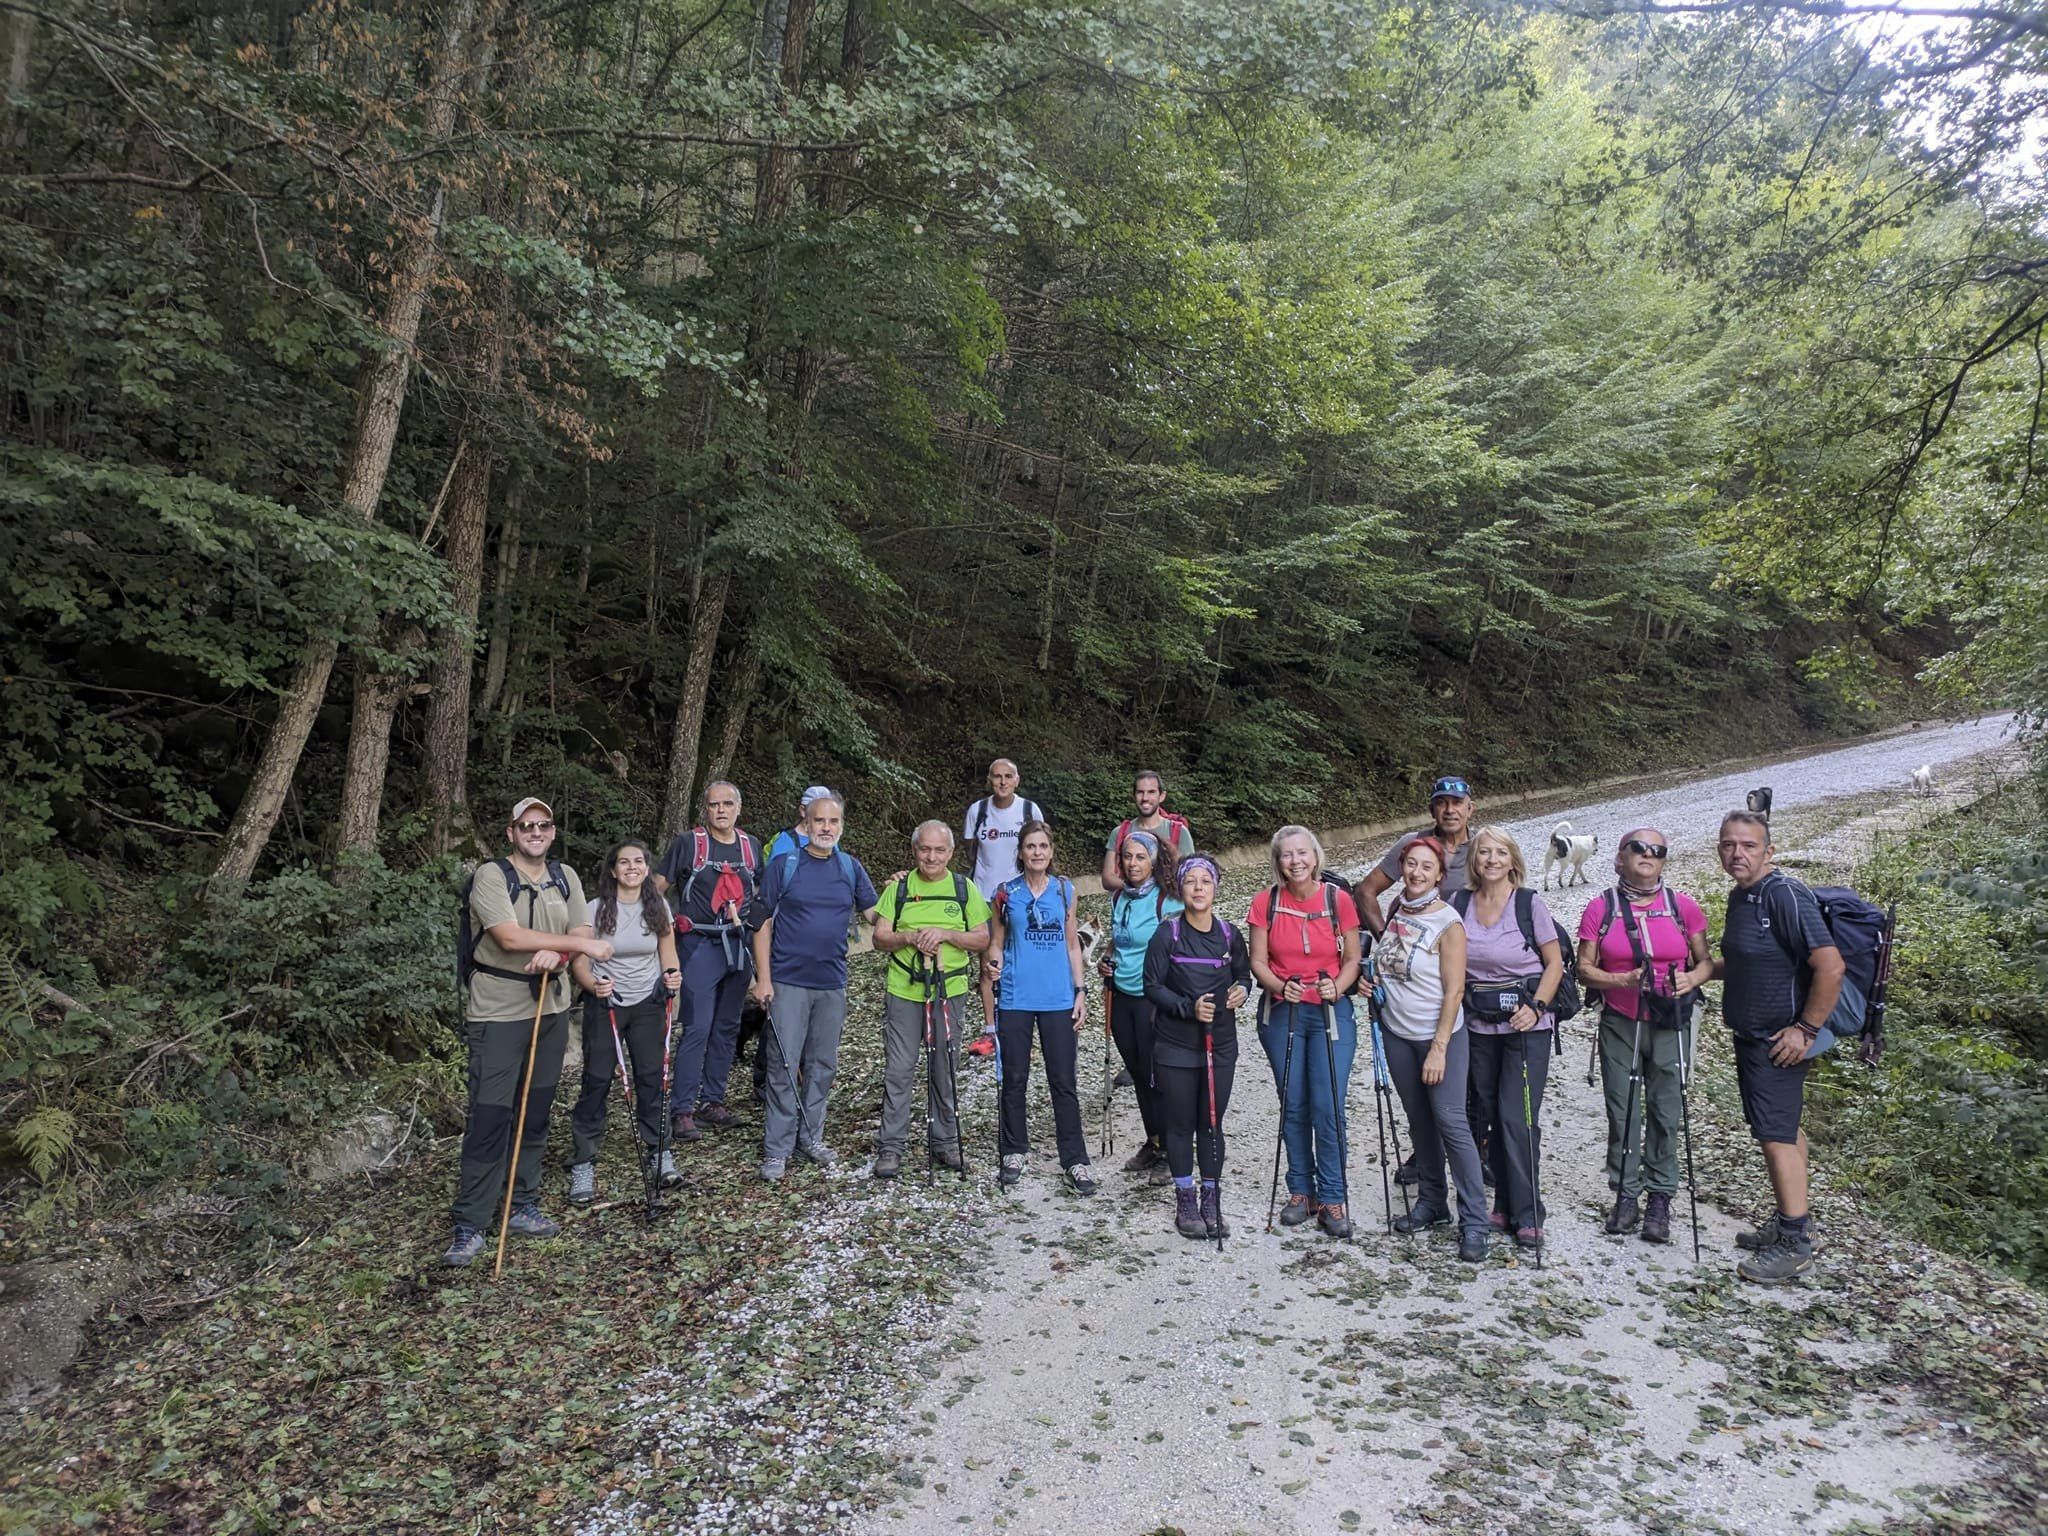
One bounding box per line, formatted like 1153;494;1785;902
1249;884;1360;986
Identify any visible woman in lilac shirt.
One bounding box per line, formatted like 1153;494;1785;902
1451;828;1564;1251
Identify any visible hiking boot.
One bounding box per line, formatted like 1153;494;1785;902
1066;1163;1098;1196
932;1143;964;1172
1514;1226;1544;1251
696;1102;737;1129
1735;1214;1782;1251
1394;1154;1419;1187
1392;1204;1450;1235
1641;1192;1673;1245
1488;1211;1508;1232
1458;1229;1489;1263
967;1033;996;1058
1114;1067;1135;1089
1279;1194;1318;1227
671;1112;702;1144
1319;1203;1354;1239
1175;1185;1208;1239
655;1150;681;1188
1122;1140;1163;1174
998;1153;1025;1188
1201;1184;1228;1239
1148;1161;1173;1186
568;1161;596;1206
508;1204;558;1238
1737;1235;1815;1286
873;1148;903;1180
760;1158;787;1183
1605;1193;1641;1235
442;1224;486;1267
799;1140;838;1168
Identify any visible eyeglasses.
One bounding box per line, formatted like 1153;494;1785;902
1623;839;1668;858
1430;777;1471;800
515;820;556;833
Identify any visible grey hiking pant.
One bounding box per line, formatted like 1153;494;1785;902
1382;1029;1489;1237
762;984;846;1163
453;1009;570;1231
877;991;965;1159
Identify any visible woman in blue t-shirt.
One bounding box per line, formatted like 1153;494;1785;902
985;821;1093;1196
1102;829;1183;1181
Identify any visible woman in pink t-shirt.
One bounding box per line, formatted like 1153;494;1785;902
1575;827;1714;1244
1249;826;1362;1238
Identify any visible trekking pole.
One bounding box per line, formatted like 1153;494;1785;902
1202;985;1223;1253
1514;1030;1542;1270
1671;964;1701;1263
493;981;552;1280
1365;957;1411;1227
991;999;1008;1197
940;975;969;1182
1263;993;1297;1232
1619;982;1646;1217
1100;989;1116;1160
1318;975;1352;1243
921;963;940;1180
653;987;677;1211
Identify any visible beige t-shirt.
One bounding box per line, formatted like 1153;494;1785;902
467;860;588;1021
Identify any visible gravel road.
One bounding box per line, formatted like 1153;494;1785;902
848;715;2023;1536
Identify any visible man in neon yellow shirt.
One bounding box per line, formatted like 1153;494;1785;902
872;820;992;1178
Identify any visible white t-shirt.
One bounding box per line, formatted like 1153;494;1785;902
1376;903;1464;1042
963;796;1042;898
585;895;672;1007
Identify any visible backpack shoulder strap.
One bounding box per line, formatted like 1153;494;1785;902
1114;818;1134;850
1449;889;1473;916
953;873;969;911
496;857;521;904
972;797;990;845
691;827;708;872
1597;888;1624;940
739;832;759;871
1512;887;1541;956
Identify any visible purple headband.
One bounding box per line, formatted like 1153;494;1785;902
1122;828;1160;857
1179;854;1220;884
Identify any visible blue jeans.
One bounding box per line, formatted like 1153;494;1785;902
1259;998;1357;1206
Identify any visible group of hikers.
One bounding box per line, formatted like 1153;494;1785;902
450;765;1857;1290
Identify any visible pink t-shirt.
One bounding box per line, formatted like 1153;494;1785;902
1577;888;1707;1021
1249;884;1360;986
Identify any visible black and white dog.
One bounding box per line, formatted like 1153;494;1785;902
1541;821;1597;889
1746;786;1773;820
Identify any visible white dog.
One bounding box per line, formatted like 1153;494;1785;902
1911;763;1934;795
1541;821;1598;889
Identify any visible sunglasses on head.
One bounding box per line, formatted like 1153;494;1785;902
516;819;555;833
1623;838;1668;859
1431;777;1471;800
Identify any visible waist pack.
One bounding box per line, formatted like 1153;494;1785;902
1463;977;1543;1024
1448;888;1585;1020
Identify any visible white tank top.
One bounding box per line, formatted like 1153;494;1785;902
1377;903;1464;1042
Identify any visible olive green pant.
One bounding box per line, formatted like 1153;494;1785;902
1598;1007;1689;1198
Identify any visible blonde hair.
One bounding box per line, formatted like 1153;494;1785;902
1465;826;1528;889
1269;824;1327;881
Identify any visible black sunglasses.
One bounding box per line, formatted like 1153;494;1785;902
1623;838;1668;859
515;819;556;833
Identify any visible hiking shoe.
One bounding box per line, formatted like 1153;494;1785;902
999;1153;1025;1188
672;1112;702;1144
760;1158;787;1183
1394;1154;1419;1187
873;1149;903;1180
1122;1140;1163;1174
1737;1236;1815;1286
695;1102;737;1129
1458;1229;1489;1263
1279;1194;1318;1227
1066;1163;1098;1196
568;1161;596;1206
1392;1204;1450;1235
1514;1226;1544;1251
1735;1214;1781;1251
1641;1192;1673;1245
932;1143;964;1172
967;1033;996;1058
1201;1184;1228;1239
798;1140;838;1168
442;1224;485;1267
1175;1185;1207;1239
1319;1203;1354;1239
1605;1193;1641;1235
1114;1067;1135;1089
1147;1161;1173;1186
1488;1210;1508;1232
655;1150;681;1188
508;1204;558;1238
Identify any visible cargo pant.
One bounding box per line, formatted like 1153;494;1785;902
452;1009;570;1230
1599;1007;1688;1198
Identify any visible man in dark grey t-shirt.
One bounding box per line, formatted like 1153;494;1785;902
1709;810;1844;1286
1355;774;1475;938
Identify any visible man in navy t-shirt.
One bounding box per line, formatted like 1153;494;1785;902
1710;810;1843;1285
749;792;879;1183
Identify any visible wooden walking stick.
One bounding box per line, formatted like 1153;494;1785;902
494;980;552;1280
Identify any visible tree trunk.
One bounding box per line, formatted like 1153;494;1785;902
423;445;494;853
479;498;522;716
335;627;425;857
208;0;492;890
659;570;731;841
707;644;763;785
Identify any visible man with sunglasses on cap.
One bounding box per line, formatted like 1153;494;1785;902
445;798;613;1267
1355;775;1478;938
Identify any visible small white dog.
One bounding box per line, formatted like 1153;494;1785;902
1541;821;1598;889
1911;763;1934;795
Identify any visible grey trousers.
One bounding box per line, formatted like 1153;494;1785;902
762;984;846;1162
877;990;965;1158
1382;1029;1489;1236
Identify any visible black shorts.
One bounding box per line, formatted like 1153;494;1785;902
1730;1032;1810;1144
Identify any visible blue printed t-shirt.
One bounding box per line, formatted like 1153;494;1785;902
1110;887;1183;998
1720;870;1836;1040
994;875;1076;1012
758;848;877;991
879;871;993;1003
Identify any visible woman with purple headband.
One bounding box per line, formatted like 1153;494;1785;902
1144;852;1251;1240
1101;828;1182;1180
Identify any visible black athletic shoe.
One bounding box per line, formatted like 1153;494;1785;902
1604;1193;1640;1234
1122;1140;1164;1174
1458;1229;1489;1263
1392;1204;1451;1235
1735;1214;1781;1251
1394;1154;1419;1188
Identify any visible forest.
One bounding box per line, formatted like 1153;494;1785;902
3;0;2046;1224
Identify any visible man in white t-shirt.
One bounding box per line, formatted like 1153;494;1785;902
963;758;1044;1056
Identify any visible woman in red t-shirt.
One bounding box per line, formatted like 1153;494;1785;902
1249;825;1363;1238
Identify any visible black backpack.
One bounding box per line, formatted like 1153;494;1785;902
890;872;976;986
1757;875;1895;1062
970;796;1042;847
458;857;571;1000
1449;887;1586;1021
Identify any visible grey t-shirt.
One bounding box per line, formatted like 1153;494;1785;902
1374;831;1471;899
1720;871;1835;1039
586;895;672;1007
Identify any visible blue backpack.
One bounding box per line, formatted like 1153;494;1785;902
1762;877;1896;1059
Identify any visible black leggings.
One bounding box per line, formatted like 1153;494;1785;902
1109;990;1164;1148
1154;1056;1236;1179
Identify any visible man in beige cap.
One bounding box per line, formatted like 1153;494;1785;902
445;797;614;1266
